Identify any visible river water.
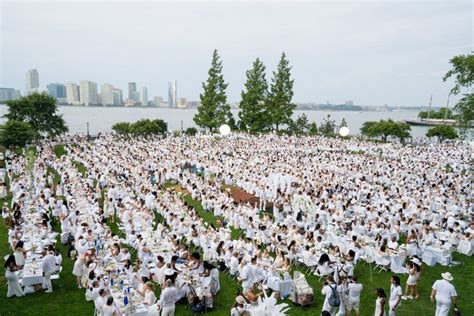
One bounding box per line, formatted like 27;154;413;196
0;105;434;137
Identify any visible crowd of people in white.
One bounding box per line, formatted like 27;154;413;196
2;133;471;316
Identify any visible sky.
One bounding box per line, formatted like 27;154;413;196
0;0;472;106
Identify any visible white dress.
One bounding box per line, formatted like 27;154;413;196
374;297;386;316
72;258;84;277
5;269;24;297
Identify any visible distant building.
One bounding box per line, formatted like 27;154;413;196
128;82;137;101
101;83;115;105
79;80;98;105
25;69;40;92
168;80;177;108
66;83;80;105
177;97;187;109
0;88;21;103
345;100;354;106
140;86;148;106
47;83;66;99
113;89;123;106
160;101;169;108
187;101;200;108
153;96;163;107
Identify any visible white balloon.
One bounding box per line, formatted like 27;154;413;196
219;124;231;136
339;126;350;137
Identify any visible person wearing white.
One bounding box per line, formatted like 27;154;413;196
152;279;177;316
238;259;255;292
388;276;402;316
41;250;57;293
321;275;338;316
431;272;457;316
4;255;24;298
347;276;363;316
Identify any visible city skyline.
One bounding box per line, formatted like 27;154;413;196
1;1;472;106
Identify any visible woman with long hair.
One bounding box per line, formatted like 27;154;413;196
4;254;24;297
403;258;422;300
374;288;387;316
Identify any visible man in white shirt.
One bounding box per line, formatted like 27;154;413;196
321;275;338;316
238;259;255;292
347;276;363;316
42;249;58;293
157;279;177;316
431;272;457;316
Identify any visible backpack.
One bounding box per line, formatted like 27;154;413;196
328;284;341;307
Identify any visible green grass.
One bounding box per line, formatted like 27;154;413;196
72;161;87;177
53;145;66;158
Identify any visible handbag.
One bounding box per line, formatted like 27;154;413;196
453;305;461;316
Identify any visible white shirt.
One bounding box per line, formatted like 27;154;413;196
42;253;57;273
389;284;402;307
432;280;457;304
241;264;255;289
158;286;177;308
347;282;363;301
321;283;336;311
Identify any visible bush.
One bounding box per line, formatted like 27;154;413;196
0;120;35;147
360;119;411;142
185;127;198;136
112;122;131;134
112;119;167;136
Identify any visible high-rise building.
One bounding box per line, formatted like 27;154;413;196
140;86;148;106
168;80;177;108
101;84;115;105
128;82;137;101
153;96;163;107
0;88;21;103
79;80;98;105
113;89;123;106
177;98;187;109
66;83;80;104
25;69;40;92
47;83;67;99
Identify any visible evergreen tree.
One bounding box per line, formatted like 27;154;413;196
319;114;336;136
339;118;348;128
266;53;296;131
238;58;269;133
194;49;231;133
288;114;309;135
308;122;318;136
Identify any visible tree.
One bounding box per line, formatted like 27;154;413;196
127;119;167;136
194;50;232;132
184;127;198;136
112;122;131;134
266;53;296;131
4;92;68;139
360;121;379;138
339;118;348;128
443;53;474;127
360;119;411;142
238;58;270;133
319;114;336;136
288;114;309;135
426;125;458;142
389;121;411;143
308;122;318;136
0;120;35;147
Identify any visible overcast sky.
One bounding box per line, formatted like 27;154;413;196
0;0;472;106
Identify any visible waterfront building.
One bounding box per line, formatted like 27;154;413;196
79;80;98;105
168;80;177;108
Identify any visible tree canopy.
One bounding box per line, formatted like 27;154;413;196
360;119;411;142
443;53;474;127
238;58;270;133
194;49;232;132
426;125;458;142
4;92;68;139
112;119;167;136
0;120;35;147
266;53;296;131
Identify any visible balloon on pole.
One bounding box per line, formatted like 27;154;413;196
219;124;231;136
339;126;350;137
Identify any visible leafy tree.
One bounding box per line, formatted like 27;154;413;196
227;116;238;131
339;118;348;128
266;53;296;131
319;114;336;136
360;119;411;142
360;121;379;138
185;127;198;136
238;58;270;133
4;92;68;139
0;120;35;147
128;119;167;136
443;53;474;127
194;50;232;132
418;108;455;120
288;114;309;135
389;120;411;143
112;122;131;134
426;125;458;142
308;122;318;136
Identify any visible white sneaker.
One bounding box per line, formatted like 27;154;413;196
402;296;408;300
408;295;414;300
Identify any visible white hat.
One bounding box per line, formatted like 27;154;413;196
411;258;421;266
164;268;175;276
441;272;453;281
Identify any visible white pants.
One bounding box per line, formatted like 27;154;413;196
161;305;175;316
435;301;451;316
42;271;52;292
388;304;397;316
